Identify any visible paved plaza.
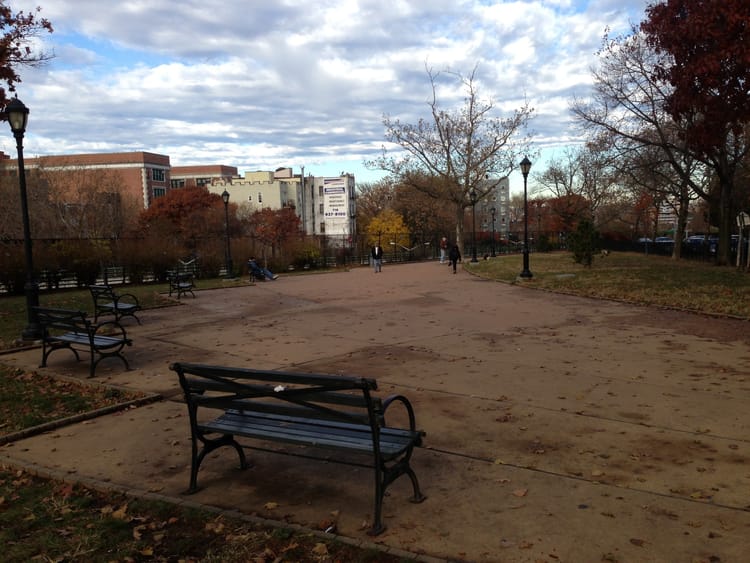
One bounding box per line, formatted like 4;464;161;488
1;261;750;562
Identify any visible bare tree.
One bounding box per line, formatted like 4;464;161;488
572;26;744;263
368;65;533;248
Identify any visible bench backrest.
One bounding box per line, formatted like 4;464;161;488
33;306;92;336
89;285;116;304
170;362;383;430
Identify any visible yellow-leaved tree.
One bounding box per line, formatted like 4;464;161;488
366;209;410;248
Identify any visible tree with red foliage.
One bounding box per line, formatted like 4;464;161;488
641;0;750;264
0;3;53;106
247;207;300;262
137;187;233;248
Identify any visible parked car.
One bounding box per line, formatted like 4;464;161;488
654;237;674;244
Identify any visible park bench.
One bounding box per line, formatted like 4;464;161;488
88;284;141;324
33;306;133;378
170;362;426;535
167;272;195;299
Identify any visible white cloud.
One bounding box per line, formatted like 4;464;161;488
6;0;651;185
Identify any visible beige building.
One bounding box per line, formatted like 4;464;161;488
210;167;357;239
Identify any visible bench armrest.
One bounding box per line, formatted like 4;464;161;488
93;319;129;340
114;292;140;306
382;394;419;432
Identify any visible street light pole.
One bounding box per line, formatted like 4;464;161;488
5;97;41;340
519;157;533;278
491;207;496;257
221;189;233;278
470;188;478;262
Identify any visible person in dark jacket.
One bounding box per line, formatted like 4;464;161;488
371;244;384;273
448;243;461;274
248;257;278;281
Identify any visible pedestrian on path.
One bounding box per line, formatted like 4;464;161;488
440;236;448;264
371;244;384;273
449;242;461;274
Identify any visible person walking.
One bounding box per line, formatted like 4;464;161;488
371;244;384;273
449;242;461;274
439;236;448;264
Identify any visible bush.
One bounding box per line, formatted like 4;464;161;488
568;220;599;267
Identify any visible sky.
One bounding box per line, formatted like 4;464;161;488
5;0;651;194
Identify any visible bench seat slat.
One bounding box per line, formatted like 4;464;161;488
201;411;417;458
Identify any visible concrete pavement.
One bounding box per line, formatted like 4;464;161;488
2;260;750;562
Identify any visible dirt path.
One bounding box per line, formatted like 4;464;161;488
2;261;749;562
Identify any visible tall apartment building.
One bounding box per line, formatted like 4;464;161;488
209;167;357;240
477;176;510;239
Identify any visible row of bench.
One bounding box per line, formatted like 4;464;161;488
34;275;194;379
30;281;427;534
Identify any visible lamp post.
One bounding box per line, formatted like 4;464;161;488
490;207;496;257
519;157;533;278
5;97;41;340
221;189;233;278
470;187;478;262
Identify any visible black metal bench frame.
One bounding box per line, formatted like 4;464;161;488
168;272;195;299
171;362;426;535
33;306;133;378
89;284;141;324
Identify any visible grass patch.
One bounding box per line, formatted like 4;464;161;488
0;365;143;433
466;251;750;318
0;467;411;563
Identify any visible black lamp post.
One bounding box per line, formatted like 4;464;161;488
490;207;496;257
519;157;533;278
5;97;41;340
470;187;478;262
221;189;233;278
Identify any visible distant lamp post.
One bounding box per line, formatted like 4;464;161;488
490;207;497;257
519;157;533;278
470;188;478;262
221;189;233;278
5;97;41;340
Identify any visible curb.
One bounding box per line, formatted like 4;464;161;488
0;392;162;446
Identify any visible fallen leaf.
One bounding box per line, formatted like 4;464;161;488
629;538;645;547
512;489;528;497
264;501;279;510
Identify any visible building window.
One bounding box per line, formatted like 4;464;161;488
319;222;326;233
153;187;166;198
319;185;324;196
197;177;211;187
319;203;324;214
152;169;165;182
258;192;262;203
171;179;185;188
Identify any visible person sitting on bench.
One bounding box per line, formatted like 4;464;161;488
248;257;279;281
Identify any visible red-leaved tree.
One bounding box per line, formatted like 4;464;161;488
641;0;750;264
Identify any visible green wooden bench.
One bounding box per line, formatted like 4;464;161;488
33;306;133;378
171;362;426;535
88;285;141;324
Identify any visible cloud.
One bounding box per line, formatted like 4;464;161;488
6;0;650;182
